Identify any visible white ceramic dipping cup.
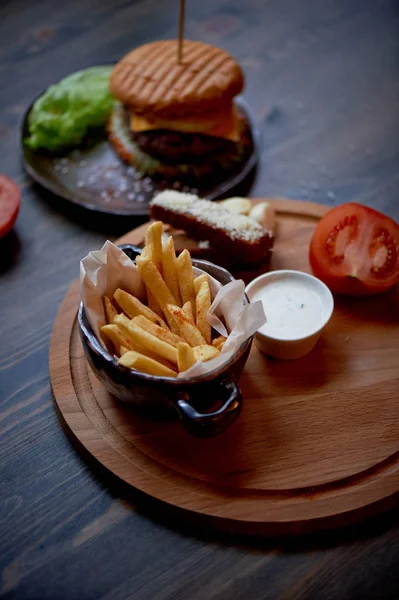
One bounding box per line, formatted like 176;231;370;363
245;270;334;360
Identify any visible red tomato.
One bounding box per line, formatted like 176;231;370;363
0;175;21;238
309;203;399;296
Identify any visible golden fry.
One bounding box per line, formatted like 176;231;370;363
100;324;138;355
136;256;179;333
119;345;130;356
113;312;137;335
141;224;166;317
103;296;118;324
176;249;196;314
119;351;177;378
144;221;163;268
167;304;206;347
193;273;208;295
114;314;175;367
177;342;196;372
182;301;195;325
132;315;182;348
147;290;164;319
113;288;167;329
212;335;227;351
193;345;220;362
124;319;178;365
161;236;181;306
140;245;151;260
195;280;211;344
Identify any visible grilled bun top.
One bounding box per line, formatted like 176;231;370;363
110;40;244;118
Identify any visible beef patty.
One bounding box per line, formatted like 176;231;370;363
126;108;245;164
132;130;236;164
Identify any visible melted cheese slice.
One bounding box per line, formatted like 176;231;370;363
130;107;240;142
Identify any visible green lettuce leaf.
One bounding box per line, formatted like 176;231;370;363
25;66;114;151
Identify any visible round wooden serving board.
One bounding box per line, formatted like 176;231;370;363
50;198;399;535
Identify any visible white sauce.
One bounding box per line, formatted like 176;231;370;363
251;279;325;340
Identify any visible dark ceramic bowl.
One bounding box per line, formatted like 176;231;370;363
78;244;253;438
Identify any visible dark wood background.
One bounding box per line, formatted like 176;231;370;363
1;0;398;598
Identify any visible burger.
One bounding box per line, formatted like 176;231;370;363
108;40;249;179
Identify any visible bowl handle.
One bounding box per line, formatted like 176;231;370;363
171;377;242;438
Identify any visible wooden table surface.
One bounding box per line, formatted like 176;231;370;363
1;1;398;598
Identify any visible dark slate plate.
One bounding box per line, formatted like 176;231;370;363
21;85;261;216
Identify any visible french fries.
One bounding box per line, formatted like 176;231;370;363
123;318;178;365
147;290;164;319
119;351;177;378
212;335;227;351
144;221;163;268
98;227;233;378
103;296;119;324
182;301;195;325
100;324;138;354
161;236;181;306
114;288;167;329
176;249;196;314
167;304;206;347
142;222;164;316
193;345;220;362
113;314;175;367
113;311;138;334
177;342;196;372
132;315;182;348
195;279;211;344
136;255;179;333
193;273;208;295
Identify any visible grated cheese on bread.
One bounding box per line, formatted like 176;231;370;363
150;191;273;264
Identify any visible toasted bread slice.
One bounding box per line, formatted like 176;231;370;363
150;191;273;264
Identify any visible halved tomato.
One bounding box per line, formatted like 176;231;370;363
0;175;20;238
309;203;399;295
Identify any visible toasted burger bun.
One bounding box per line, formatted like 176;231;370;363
110;40;244;118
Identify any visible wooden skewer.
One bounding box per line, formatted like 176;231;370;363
178;0;185;63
